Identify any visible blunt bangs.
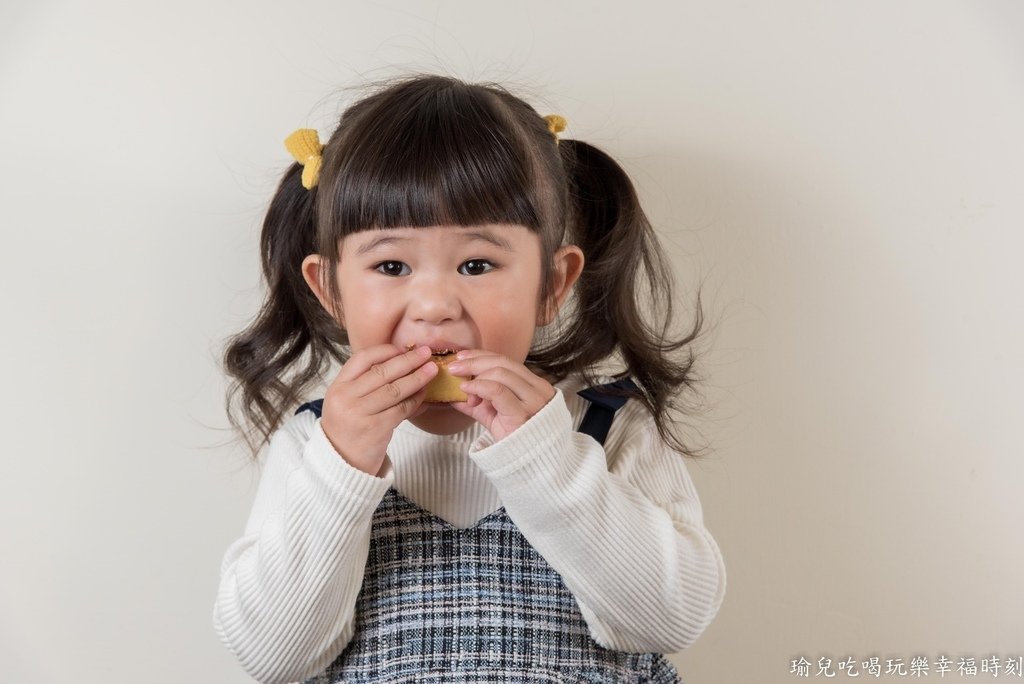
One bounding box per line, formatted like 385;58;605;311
318;78;544;242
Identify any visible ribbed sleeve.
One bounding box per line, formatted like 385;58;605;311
212;415;393;684
469;388;727;653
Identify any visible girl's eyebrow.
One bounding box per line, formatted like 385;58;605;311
355;230;514;256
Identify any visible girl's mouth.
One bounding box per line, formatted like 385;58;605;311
405;342;465;356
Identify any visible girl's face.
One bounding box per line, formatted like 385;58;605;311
341;223;543;360
303;224;583;434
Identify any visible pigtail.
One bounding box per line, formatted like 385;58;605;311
222;163;346;460
540;138;709;458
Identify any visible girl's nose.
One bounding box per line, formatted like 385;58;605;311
407;283;463;324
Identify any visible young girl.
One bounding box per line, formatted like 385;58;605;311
214;73;726;683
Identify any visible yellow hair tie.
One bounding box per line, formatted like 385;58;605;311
544;114;567;144
284;128;324;189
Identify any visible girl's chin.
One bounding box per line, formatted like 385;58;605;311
407;403;476;436
413;401;459;416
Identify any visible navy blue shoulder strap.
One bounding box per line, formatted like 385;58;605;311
574;377;640;446
294;376;640;447
296;398;324;419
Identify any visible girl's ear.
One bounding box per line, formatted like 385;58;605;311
538;245;585;326
301;254;345;325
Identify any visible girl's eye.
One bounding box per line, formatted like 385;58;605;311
459;259;496;276
374;261;410;277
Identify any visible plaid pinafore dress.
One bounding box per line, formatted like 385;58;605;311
295;378;683;683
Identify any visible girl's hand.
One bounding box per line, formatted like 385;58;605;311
446;351;557;442
320;344;438;475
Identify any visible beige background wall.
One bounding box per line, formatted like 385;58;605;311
2;1;1021;682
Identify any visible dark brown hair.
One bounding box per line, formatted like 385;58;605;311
223;73;712;461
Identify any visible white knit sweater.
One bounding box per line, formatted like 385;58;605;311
213;373;726;684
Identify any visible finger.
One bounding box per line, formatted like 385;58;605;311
335;343;406;382
459;378;533;421
362;357;439;414
381;383;433;423
350;344;434;397
449;395;496;424
450;393;482;411
447;354;534;383
458;365;539;404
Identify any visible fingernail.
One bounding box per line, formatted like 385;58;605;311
447;362;464;373
455;350;469;360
